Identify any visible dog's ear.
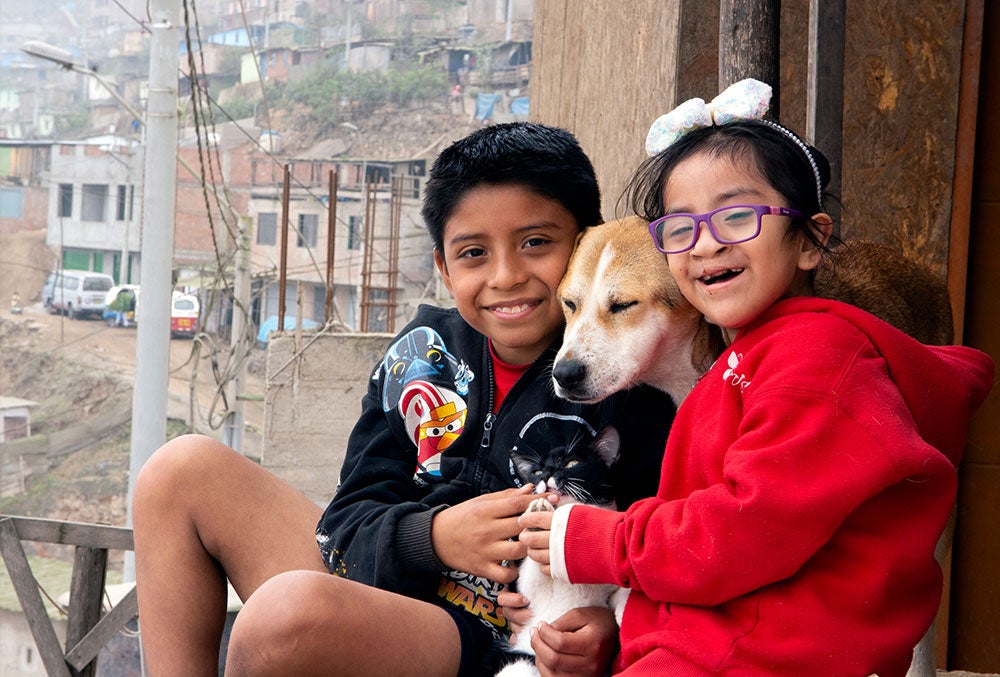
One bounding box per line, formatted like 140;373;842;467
574;231;586;248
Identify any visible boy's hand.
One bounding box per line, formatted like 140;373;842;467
498;589;531;638
532;607;619;677
432;486;548;584
518;508;554;576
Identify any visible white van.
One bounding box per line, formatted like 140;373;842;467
43;270;115;319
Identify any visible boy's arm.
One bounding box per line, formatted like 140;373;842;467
316;379;452;599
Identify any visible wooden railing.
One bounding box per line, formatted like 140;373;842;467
0;515;136;677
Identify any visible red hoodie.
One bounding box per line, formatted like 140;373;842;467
551;297;994;676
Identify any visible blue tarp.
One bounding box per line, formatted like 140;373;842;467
257;315;320;344
511;97;530;116
475;93;502;121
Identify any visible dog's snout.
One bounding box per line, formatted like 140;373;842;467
553;359;587;389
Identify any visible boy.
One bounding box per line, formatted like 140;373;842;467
132;122;672;675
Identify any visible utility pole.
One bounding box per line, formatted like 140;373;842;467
125;0;181;581
223;216;252;452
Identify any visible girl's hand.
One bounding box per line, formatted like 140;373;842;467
431;486;537;584
532;607;619;677
497;589;531;639
518;508;554;576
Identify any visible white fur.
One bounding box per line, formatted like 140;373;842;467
495;499;627;677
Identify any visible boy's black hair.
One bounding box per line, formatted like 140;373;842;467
620;120;840;251
422;122;602;252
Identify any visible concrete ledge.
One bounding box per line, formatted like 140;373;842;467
263;332;393;505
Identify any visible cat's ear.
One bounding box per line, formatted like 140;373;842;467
594;426;621;467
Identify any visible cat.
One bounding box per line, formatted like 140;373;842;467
496;416;628;677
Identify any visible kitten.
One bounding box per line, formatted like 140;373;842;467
496;421;628;677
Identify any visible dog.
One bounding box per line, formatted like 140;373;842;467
551;216;954;677
553;216;953;406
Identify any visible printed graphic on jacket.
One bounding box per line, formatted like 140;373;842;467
381;326;474;484
435;412;608;641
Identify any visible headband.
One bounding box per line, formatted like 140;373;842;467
645;78;824;209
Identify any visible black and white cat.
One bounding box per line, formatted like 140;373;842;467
496;415;628;677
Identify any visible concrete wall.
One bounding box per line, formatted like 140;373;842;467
262;331;393;505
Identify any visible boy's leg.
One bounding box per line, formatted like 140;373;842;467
132;434;326;675
225;570;464;677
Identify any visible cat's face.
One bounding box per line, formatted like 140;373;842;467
510;419;620;507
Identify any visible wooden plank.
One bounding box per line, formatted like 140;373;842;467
0;518;72;677
946;0;985;342
718;0;780;117
64;546;107;677
2;515;134;551
806;0;845;226
65;585;138;670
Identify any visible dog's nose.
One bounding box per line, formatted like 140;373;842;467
553;359;587;388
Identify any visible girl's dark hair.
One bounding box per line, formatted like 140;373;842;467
620;120;839;251
422;122;602;252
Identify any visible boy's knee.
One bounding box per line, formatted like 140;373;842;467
133;434;229;514
226;571;330;675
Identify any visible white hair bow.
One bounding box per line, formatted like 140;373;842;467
645;78;773;156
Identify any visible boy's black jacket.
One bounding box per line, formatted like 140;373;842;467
315;305;674;637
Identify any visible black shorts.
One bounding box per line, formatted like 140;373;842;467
441;605;509;676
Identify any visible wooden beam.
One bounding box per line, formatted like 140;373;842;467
64;546;107;676
1;515;133;551
65;587;138;671
719;0;781;119
947;0;985;343
806;0;845;226
0;518;72;677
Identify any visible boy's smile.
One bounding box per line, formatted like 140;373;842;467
434;184;580;365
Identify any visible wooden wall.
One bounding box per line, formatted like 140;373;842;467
533;0;967;277
532;1;681;219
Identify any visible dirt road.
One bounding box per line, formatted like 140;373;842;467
6;301;265;457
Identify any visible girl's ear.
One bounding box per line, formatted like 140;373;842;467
797;213;834;271
434;249;455;297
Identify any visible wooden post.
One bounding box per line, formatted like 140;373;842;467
326;170;338;325
719;0;780;119
65;546;107;677
806;0;845;226
278;163;291;334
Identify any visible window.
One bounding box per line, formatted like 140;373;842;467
257;212;277;245
347;215;362;250
297;213;317;247
58;184;73;217
81;184;108;222
116;185;128;220
0;187;23;218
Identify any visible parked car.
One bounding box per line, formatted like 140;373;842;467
42;270;115;319
103;285;140;327
170;291;200;338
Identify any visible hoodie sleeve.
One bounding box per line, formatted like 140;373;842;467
556;311;990;606
314;365;450;598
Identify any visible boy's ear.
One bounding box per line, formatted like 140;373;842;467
798;213;834;271
433;249;455;297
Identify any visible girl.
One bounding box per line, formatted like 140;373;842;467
518;84;994;675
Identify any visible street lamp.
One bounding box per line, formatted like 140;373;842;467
21;41;144;126
22;8;181;584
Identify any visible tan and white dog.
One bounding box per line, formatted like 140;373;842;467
553;215;953;405
552;215;954;677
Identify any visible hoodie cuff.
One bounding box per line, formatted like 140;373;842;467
397;505;448;573
549;503;576;583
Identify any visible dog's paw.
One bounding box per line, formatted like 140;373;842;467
526;497;555;514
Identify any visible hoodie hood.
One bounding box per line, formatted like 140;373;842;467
752;297;994;466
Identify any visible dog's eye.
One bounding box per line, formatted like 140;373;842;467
609;301;638;314
562;299;577;313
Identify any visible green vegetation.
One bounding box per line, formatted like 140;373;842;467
276;59;447;131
